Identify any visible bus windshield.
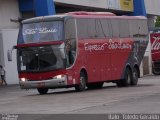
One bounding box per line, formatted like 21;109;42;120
17;44;66;72
18;21;64;44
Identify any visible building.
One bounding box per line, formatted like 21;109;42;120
0;0;160;84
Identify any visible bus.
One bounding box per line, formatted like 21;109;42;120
150;28;160;75
8;12;148;94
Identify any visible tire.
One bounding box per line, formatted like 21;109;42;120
37;88;48;95
131;67;138;86
116;80;123;87
152;62;160;75
116;67;132;87
75;72;86;92
87;82;104;89
152;67;160;75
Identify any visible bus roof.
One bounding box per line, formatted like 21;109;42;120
22;14;68;24
67;11;146;20
67;11;116;16
22;11;147;24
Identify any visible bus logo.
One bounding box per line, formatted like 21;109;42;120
84;39;132;52
151;36;160;51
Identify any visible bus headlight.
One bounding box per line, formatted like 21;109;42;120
20;78;28;82
53;75;65;79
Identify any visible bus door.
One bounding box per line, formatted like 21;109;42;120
65;18;77;85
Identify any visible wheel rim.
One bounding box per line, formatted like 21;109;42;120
133;71;138;80
80;76;86;89
133;69;138;83
127;72;131;85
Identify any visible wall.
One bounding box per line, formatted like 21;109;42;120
108;0;133;11
54;0;160;16
0;29;19;85
19;0;55;17
54;0;133;12
54;0;108;9
0;0;20;29
143;38;152;75
145;0;160;16
0;33;4;66
0;0;20;84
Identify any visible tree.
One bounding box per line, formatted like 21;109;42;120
155;16;160;27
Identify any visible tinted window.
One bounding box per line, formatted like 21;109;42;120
95;19;105;38
76;18;88;39
77;18;111;39
129;20;139;37
119;20;129;37
99;19;112;38
18;45;66;72
87;18;97;38
65;19;76;40
129;19;148;37
138;20;148;36
111;20;120;37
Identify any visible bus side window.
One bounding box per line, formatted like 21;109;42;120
129;20;139;37
111;19;120;38
77;18;88;39
119;20;129;38
65;18;76;67
87;18;97;39
99;19;112;38
138;20;148;36
95;19;105;39
95;19;112;39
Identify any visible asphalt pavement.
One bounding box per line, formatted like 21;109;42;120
0;75;160;115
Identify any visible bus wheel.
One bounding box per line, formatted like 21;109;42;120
117;68;131;87
131;67;138;86
37;88;48;95
152;67;160;75
75;72;86;92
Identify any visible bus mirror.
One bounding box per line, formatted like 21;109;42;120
7;50;13;61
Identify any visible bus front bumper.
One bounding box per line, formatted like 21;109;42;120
19;76;67;89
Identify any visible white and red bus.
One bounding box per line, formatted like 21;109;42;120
8;12;148;94
150;28;160;75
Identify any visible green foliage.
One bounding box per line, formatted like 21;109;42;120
155;16;160;27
